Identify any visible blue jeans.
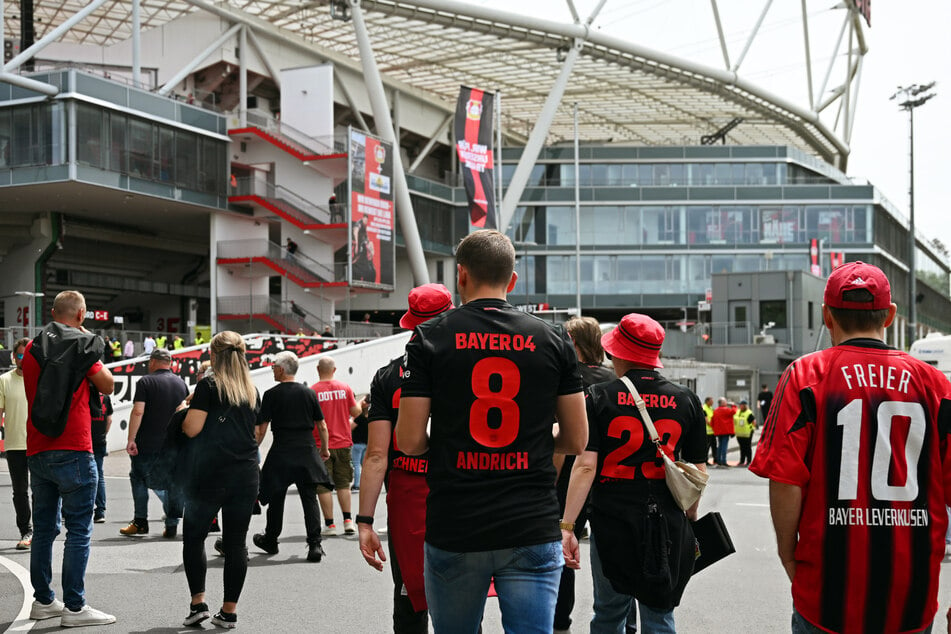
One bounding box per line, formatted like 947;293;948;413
791;610;931;634
28;450;97;611
130;452;180;526
93;445;106;517
424;540;563;634
351;443;367;487
590;531;638;634
716;435;730;465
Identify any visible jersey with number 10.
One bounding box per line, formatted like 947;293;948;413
401;298;583;552
750;339;951;634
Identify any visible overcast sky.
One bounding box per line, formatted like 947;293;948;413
474;0;951;260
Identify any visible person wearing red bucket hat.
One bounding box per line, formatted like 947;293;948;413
750;261;951;634
396;230;588;633
399;283;455;330
561;313;707;633
357;283;454;633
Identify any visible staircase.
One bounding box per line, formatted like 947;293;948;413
217;239;342;289
230;178;337;229
229;111;346;162
217;296;325;335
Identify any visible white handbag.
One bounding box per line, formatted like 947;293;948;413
619;376;709;512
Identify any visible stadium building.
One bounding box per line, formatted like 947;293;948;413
0;0;946;351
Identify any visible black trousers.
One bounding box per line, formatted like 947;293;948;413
264;482;322;546
183;481;257;603
6;450;31;535
388;531;428;634
707;435;718;463
737;436;753;465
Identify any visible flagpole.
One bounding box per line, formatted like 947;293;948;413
574;101;581;317
496;90;503;231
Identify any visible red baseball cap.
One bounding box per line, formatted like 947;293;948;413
399;283;454;330
823;261;891;310
601;313;665;368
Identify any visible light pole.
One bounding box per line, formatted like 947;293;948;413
891;82;936;346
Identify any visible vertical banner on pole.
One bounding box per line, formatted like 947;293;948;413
810;238;822;276
455;86;497;229
344;127;395;290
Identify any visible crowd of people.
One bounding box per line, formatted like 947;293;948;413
4;240;951;633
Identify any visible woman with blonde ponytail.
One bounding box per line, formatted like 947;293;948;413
180;331;260;629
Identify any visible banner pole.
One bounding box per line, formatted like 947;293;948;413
496;90;502;231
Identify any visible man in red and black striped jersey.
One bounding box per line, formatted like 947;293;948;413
395;230;588;634
560;313;707;633
751;261;951;634
357;283;454;634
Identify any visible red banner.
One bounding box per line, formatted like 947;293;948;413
346;129;395;289
455;86;497;229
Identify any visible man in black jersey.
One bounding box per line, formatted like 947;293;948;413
396;229;588;634
358;283;454;634
253;351;331;562
561;313;707;634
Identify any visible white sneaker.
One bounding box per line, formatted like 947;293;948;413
61;604;117;627
29;598;64;620
321;524;338;537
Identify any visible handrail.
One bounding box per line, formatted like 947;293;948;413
239;109;347;156
231;177;333;225
217;239;339;283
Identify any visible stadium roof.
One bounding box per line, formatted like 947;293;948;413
3;0;866;168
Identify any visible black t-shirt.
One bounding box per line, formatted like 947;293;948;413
757;389;774;419
351;413;369;445
368;356;429;476
585;369;707;508
402;298;583;552
90;394;113;449
257;381;323;450
133;369;189;453
189;378;259;488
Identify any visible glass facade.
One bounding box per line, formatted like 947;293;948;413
0;102;62;168
76;103;226;195
509;204;871;247
500;161;835;188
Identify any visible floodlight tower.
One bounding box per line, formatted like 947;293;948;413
891;82;936;345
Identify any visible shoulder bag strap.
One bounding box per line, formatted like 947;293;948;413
618;375;661;446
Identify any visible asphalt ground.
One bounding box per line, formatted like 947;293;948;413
1;440;951;633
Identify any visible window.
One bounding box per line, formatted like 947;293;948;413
760;300;788;329
734;305;747;323
808;301;814;330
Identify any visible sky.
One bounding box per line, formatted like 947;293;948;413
474;0;951;262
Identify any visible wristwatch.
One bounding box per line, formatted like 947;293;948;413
559;520;575;532
355;514;374;526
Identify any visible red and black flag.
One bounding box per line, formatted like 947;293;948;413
455;86;496;229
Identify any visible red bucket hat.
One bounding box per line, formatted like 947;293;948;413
601;313;665;368
824;261;891;310
399;283;454;330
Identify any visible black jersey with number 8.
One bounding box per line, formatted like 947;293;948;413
401;298;583;552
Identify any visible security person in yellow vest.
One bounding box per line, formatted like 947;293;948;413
109;337;122;361
155;334;167;350
733;399;756;466
172;335;184;350
703;396;716;466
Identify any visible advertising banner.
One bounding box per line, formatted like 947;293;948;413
347;128;395;289
455;86;497;229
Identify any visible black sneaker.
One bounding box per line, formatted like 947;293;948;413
163;526;178;539
183;602;210;627
211;610;237;629
214;538;225;556
253;532;279;555
307;543;325;562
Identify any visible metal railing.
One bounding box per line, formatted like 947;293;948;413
238;110;347;156
230;177;333;225
217;295;330;334
217;239;339;284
